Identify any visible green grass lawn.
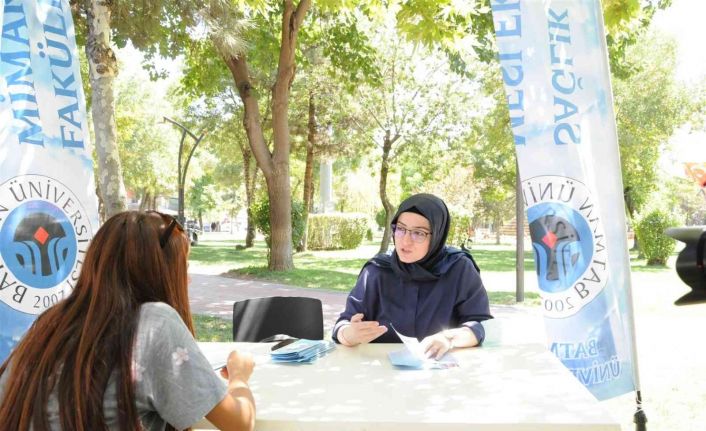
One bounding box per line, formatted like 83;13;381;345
627;249;677;272
189;238;545;305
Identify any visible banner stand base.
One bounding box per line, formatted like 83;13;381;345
633;390;647;431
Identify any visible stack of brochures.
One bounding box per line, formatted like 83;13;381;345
388;326;459;370
270;339;335;363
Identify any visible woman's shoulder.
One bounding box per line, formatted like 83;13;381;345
138;302;184;327
439;247;481;274
134;303;192;357
361;253;394;273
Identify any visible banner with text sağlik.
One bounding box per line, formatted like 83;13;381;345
491;0;637;400
0;0;98;363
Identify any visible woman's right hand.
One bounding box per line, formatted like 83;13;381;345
220;350;254;383
341;313;388;345
209;350;256;431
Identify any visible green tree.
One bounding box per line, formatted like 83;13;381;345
184;2;383;265
349;14;480;253
71;0;243;218
114;57;178;210
465;65;516;244
657;177;706;226
198;99;261;247
187;175;218;228
212;1;312;270
289;69;372;251
614;30;695;232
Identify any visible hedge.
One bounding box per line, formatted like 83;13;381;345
307;213;369;250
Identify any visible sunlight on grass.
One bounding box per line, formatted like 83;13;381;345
489;291;540;305
627;250;677;272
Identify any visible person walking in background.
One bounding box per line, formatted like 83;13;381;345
333;193;493;360
0;211;255;431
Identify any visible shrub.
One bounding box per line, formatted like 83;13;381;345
307;213;369;250
365;227;374;242
634;210;676;265
252;198;306;249
375;208;387;230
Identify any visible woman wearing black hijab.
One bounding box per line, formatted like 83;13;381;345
333;193;492;359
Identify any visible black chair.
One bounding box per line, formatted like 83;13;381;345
232;296;324;342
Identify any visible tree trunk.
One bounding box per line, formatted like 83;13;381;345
624;189;640;252
300;90;317;252
139;189;150;211
85;0;127;217
633;233;642;258
223;0;310;270
241;145;257;248
238;140;257;248
94;179;105;222
245;206;256;247
378;131;396;254
265;169;293;269
494;215;502;245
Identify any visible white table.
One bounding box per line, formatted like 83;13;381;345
194;342;620;431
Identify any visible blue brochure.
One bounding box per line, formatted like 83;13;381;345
270;339;335;364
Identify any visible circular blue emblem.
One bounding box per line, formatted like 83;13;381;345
528;202;593;293
0;200;77;289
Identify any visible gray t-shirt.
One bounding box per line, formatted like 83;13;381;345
0;302;228;430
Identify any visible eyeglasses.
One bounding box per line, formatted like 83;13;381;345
147;211;184;248
392;224;431;244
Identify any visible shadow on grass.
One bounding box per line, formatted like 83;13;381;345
194;314;231;342
189;242;268;266
228;266;359;291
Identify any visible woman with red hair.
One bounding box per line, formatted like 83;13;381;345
0;211;255;431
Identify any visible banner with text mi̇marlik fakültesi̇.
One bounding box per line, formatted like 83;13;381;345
0;0;98;363
491;0;638;400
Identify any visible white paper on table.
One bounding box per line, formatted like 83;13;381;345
389;325;459;369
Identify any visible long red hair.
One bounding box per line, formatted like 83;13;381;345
0;211;192;430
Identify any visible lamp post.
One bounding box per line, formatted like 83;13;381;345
163;116;207;224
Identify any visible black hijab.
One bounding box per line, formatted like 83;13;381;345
370;193;465;281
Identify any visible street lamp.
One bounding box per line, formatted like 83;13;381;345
163;116;207;225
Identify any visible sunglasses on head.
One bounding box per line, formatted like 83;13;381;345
147;211;184;248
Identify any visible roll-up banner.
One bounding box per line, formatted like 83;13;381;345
0;0;98;362
491;0;639;400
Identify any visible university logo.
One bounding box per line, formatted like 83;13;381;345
0;175;92;314
523;175;608;318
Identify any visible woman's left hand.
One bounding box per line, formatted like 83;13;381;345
421;332;452;360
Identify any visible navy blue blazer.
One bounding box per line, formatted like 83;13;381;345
333;251;493;344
